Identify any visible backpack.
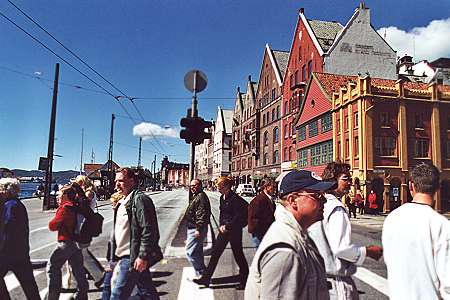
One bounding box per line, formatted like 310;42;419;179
72;205;104;244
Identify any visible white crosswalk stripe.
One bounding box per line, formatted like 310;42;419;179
354;267;389;296
177;267;214;300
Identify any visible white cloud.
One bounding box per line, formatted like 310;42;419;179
133;122;178;139
378;18;450;62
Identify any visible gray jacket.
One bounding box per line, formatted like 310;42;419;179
245;204;329;300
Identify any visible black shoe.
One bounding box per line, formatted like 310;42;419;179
192;277;210;287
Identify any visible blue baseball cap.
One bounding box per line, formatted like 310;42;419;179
279;170;337;197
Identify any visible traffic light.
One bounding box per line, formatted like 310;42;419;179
179;113;213;145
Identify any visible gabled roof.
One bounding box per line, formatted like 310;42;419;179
216;107;233;134
307;19;343;52
272;50;290;81
430;58;450;69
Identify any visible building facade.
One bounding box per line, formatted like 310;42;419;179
231;76;258;186
213;107;233;180
329;73;450;212
254;44;289;182
161;156;189;187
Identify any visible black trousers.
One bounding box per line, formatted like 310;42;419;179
0;258;40;300
203;229;248;282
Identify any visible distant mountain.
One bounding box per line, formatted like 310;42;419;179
12;169;80;183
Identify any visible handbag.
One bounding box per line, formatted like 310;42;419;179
148;245;163;267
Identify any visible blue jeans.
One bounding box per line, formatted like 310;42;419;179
252;234;262;249
46;241;88;300
110;257;159;300
101;261;115;300
185;226;207;276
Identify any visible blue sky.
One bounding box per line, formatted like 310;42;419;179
0;0;449;171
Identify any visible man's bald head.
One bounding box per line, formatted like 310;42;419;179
190;179;202;194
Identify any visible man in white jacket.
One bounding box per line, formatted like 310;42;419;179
308;161;382;300
245;170;336;300
383;163;450;299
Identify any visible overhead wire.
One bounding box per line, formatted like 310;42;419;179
7;0;167;153
0;9;138;124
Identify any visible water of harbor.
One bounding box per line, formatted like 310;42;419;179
20;182;42;199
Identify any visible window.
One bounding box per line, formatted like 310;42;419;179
380;112;390;127
273;127;279;143
273;150;279;164
231;162;235;171
263;131;269;146
415;113;424;128
294;70;299;85
354;112;359;128
242;159;246;170
321;114;332;133
284;124;289;138
266;112;270;125
321;141;333;164
263;114;266;126
302;65;307;82
271;109;275;122
298;46;302;61
248;157;252;169
311;144;321;166
289;146;293;161
308;120;318;137
289;99;293;112
345;139;350;158
263;153;269;165
298;125;306;141
354;136;359;157
337;118;341;133
307;60;313;80
289;122;292;136
344;115;349;131
375;136;397;156
414;139;429;158
284;147;288;162
298;148;308;168
271;88;276;101
276;106;280;119
284;102;288;115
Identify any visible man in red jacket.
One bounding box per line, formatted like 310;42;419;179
247;178;276;248
46;183;89;300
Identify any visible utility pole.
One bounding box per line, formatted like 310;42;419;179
153;154;157;190
43;63;60;211
80;128;84;174
107;114;115;195
137;137;142;168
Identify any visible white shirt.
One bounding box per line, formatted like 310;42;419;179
114;193;131;258
382;202;450;300
308;193;366;276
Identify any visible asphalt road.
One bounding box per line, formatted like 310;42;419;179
5;190;389;300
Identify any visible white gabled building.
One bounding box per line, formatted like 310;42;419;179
194;123;215;186
213;107;233;180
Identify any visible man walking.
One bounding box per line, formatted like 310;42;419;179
185;179;211;278
110;167;160;300
0;177;40;300
193;176;249;288
248;178;276;248
308;161;382;300
383;163;450;299
245;170;336;300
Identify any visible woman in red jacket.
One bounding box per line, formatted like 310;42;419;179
45;183;89;300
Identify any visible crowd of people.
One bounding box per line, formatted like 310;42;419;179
1;161;450;299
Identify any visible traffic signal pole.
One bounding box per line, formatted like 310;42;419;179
189;72;198;184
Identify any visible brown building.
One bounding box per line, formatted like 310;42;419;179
329;73;450;212
231;76;258;186
254;44;289;182
161;156;189;187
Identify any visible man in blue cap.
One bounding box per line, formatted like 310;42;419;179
245;170;336;300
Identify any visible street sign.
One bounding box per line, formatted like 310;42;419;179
184;70;207;93
38;157;49;171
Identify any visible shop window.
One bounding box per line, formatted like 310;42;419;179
374;136;397;156
414;139;429;158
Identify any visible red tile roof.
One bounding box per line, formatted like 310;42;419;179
313;73;357;97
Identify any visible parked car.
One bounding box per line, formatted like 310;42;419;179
236;184;255;196
163;185;172;191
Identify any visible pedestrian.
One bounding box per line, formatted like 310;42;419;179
110;167;160;300
46;183;89;300
0;177;40;300
245;170;335;300
308;161;383;300
193;176;249;289
382;163;450;299
348;192;357;218
355;191;364;215
367;190;377;214
247;177;276;248
100;191;124;300
185;179;211;279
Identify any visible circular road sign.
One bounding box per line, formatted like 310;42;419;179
184;70;207;93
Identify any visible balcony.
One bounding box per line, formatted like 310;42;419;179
290;81;306;91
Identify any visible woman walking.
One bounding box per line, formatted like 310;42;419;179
46;183;89;300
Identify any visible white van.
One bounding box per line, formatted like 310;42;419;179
236;184;255;196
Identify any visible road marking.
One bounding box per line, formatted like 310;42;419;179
5;270;44;291
177;267;214;300
29;218;113;254
354;267;389;296
30;226;49;234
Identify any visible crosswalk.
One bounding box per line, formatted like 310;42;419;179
5;263;388;300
